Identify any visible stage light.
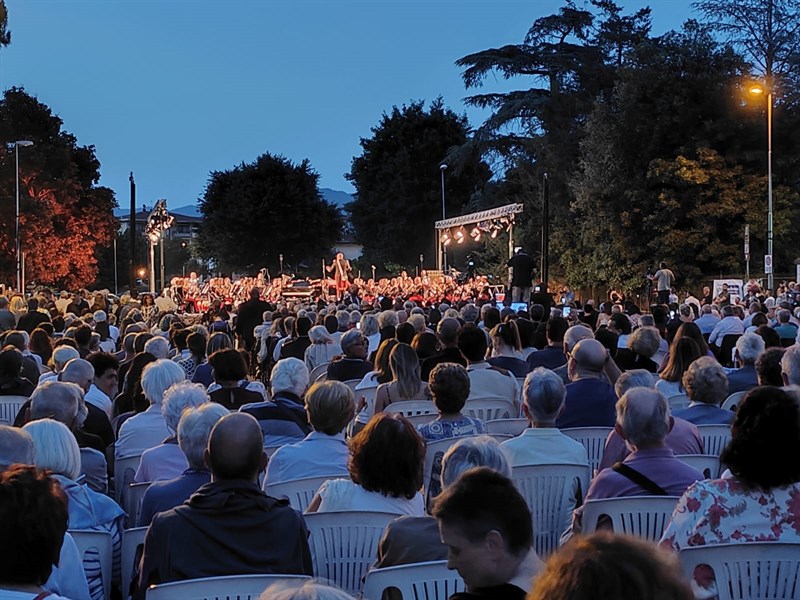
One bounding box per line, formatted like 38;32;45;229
454;227;465;244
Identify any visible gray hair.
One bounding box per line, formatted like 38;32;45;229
781;346;800;386
340;329;364;352
61;358;95;392
440;435;512;489
639;315;655;327
144;336;170;359
628;326;661;358
377;310;398;329
260;580;356;600
614;369;656;398
336;310;351;330
407;313;426;334
523;367;566;425
778;309;791;324
308;325;334;345
735;332;765;365
460;304;479;324
359;314;379;337
141;359;186;405
564;324;593;352
177;402;229;470
30;381;83;426
52;346;80;372
0;425;34;470
616;388;670;449
23;418;81;480
162;381;209;433
682;356;728;405
270;357;309;396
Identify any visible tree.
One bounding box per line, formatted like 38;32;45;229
0;1;10;47
196;153;342;274
346;99;491;269
0;88;118;288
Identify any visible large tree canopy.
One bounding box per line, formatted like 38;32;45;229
346;99;491;269
196;153;342;274
0;88;117;288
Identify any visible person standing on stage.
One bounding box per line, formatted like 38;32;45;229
649;261;675;305
326;252;352;302
507;247;536;304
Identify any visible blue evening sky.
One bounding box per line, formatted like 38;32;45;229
1;0;694;210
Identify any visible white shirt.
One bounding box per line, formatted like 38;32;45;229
709;316;744;346
466;362;519;405
315;478;424;516
501;428;588;468
135;442;188;483
115;404;170;459
85;384;113;420
264;431;349;486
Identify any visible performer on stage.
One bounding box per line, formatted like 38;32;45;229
326;252;352;301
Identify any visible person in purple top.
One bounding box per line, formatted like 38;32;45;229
568;388;703;537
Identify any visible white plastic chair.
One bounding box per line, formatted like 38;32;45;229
581;496;680;542
70;529;113;600
341;379;362;394
146;573;312;600
423;437;475;501
121;527;147;599
721;390;747;412
0;394;28;425
384;400;438;418
667;393;691;411
561;427;613;475
679;542;800;600
124;481;152;529
308;362;330;382
114;454;142;504
676;454;721;479
696;424;732;457
304;511;399;595
264;475;336;512
463;398;514;421
363;560;465;600
486;418;528;436
510;463;590;558
407;413;438;427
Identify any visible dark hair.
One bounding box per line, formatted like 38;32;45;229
546;317;569;343
411;332;438;361
187;332;207;359
529;532;692;600
516;318;534;348
491;321;521;352
324;315;338;335
721;387;800;488
483;307;501;330
349;413;424;499
29;330;53;365
87;351;120;378
374;339;398;385
755;347;785;386
74;324;92;347
395;322;415;345
0;465;69;586
432;467;532;555
0;346;23;378
751;312;768;328
609;313;631;335
755;325;781;349
134;332;154;353
295;316;312;336
457;324;488;362
660;338;702;384
672;322;709;356
209;349;248;382
172;328;190;351
429;362;471;414
593;328;618;358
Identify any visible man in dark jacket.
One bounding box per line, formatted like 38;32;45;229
234;288;269;353
136;412;312;598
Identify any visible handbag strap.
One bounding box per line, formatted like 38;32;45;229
612;462;668;496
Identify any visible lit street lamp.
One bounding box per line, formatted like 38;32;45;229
749;82;774;292
13;140;34;292
440;164;447;272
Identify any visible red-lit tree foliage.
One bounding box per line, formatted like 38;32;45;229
0;88;117;289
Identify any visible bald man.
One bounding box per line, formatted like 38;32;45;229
567;388;702;536
136;413;312;598
556;338;619;428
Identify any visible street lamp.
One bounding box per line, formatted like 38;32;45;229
440;164;448;272
13;140;34;292
749;82;774;292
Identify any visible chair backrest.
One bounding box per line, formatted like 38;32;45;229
406;413;438;427
384;400;438;418
264;475;336;512
560;427;613;475
304;511;399;595
486;418;529;436
363;560;465;600
308;362;330;383
0;394;27;425
341;379;362;394
696;424;733;457
676;454;721;479
124;481;152;529
679;542;800;600
71;529;113;600
581;496;680;542
667;393;691;411
463;398;514;421
146;574;312;600
114;454;142;504
423;436;476;501
721;390;747;412
121;527;147;600
718;334;742;368
510;463;590;558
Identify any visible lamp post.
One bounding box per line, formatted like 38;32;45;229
440;164;447;273
749;82;774;292
13;140;34;292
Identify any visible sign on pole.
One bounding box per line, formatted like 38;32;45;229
765;254;773;274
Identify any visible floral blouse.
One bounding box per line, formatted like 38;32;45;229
661;478;800;551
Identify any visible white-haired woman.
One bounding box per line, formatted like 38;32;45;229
134;382;209;482
360;313;381;355
304;325;342;371
24;419;124;600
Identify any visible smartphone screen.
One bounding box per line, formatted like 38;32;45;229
563;306;572;316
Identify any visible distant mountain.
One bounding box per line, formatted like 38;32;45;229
321;188;353;209
171;204;202;218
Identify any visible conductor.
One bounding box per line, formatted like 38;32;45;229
326;252;352;302
507;247;536;304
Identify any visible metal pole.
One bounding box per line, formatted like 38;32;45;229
160;238;165;292
767;92;774;292
149;240;155;293
20;252;24;294
15;144;20;292
129;173;136;293
113;236;118;295
440;164;447;273
540;173;550;292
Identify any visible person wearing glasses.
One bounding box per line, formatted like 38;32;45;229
326;329;372;382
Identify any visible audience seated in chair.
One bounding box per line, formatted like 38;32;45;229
417;363;486;443
672;357;734;425
458;325;518;404
556;339;618;429
725;332;764;394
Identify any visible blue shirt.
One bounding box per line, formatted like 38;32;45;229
526;346;567;371
557;378;617;429
138;469;211;527
417;415;487;443
264;431;350;486
672;403;735;426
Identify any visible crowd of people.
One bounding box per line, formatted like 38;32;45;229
0;275;799;600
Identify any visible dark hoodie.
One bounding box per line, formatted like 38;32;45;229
136;480;312;599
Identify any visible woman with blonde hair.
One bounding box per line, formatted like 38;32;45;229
374;343;429;413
